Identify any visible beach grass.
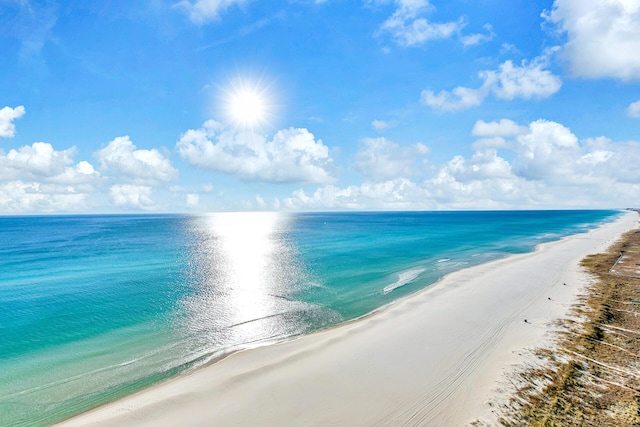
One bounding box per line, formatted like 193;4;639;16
499;213;640;426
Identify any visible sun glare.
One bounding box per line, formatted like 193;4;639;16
223;78;274;129
229;89;265;126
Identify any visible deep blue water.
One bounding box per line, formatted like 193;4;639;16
0;210;621;426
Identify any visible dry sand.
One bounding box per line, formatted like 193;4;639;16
58;211;638;427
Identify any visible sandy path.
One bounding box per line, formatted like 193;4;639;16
59;211;638;427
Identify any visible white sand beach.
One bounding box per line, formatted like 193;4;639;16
59;211;638;427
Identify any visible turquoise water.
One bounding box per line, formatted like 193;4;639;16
0;210;621;426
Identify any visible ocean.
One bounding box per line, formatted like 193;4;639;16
0;210;621;426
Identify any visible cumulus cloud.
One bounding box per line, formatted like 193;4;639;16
0;142;100;184
286;118;640;210
0;142;101;213
627;100;640;118
0;117;178;213
95;136;177;184
471;119;528;151
47;161;98;185
175;0;249;24
0;181;90;213
544;0;640;80
578;136;640;184
0;142;73;178
0;105;26;138
421;52;562;111
285;178;431;210
422;149;537;208
109;184;156;210
355;137;428;181
378;0;462;47
513;119;580;181
504;119;640;188
287;147;534;210
481;52;562;100
176;120;335;184
0;137;188;213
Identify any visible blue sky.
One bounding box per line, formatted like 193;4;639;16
1;0;639;213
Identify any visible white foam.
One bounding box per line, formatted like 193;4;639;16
437;258;450;263
383;268;426;295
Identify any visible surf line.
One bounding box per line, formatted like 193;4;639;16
383;268;426;295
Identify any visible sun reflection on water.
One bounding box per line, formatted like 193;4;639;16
178;212;335;360
210;212;285;330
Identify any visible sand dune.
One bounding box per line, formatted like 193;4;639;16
59;211;638;427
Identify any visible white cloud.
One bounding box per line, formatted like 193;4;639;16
422;52;562;111
445;149;514;181
461;24;495;47
371;119;397;131
500;43;520;55
497;119;640;187
0;142;100;184
0;126;182;214
472;119;528;137
285;178;431;210
0;105;26;138
471;137;511;151
186;193;200;207
481;54;562;100
286;160;537;210
176;120;335;184
513;119;580;182
0;141;101;213
286;118;640;210
545;0;640;80
421;86;486;112
378;0;462;47
496;120;640;199
470;119;527;151
175;0;249;24
627;100;640;118
580;136;640;183
95;136;177;184
355;137;428;181
0;181;89;213
255;194;266;208
0;142;74;178
48;161;99;185
422;149;536;208
109;184;156;210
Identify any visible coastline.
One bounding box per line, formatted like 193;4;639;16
57;211;638;427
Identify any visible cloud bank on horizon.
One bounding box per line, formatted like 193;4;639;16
1;0;639;213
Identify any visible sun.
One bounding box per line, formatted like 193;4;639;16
223;78;274;129
229;89;265;126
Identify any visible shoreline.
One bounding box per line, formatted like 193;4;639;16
500;212;640;425
57;211;638;426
